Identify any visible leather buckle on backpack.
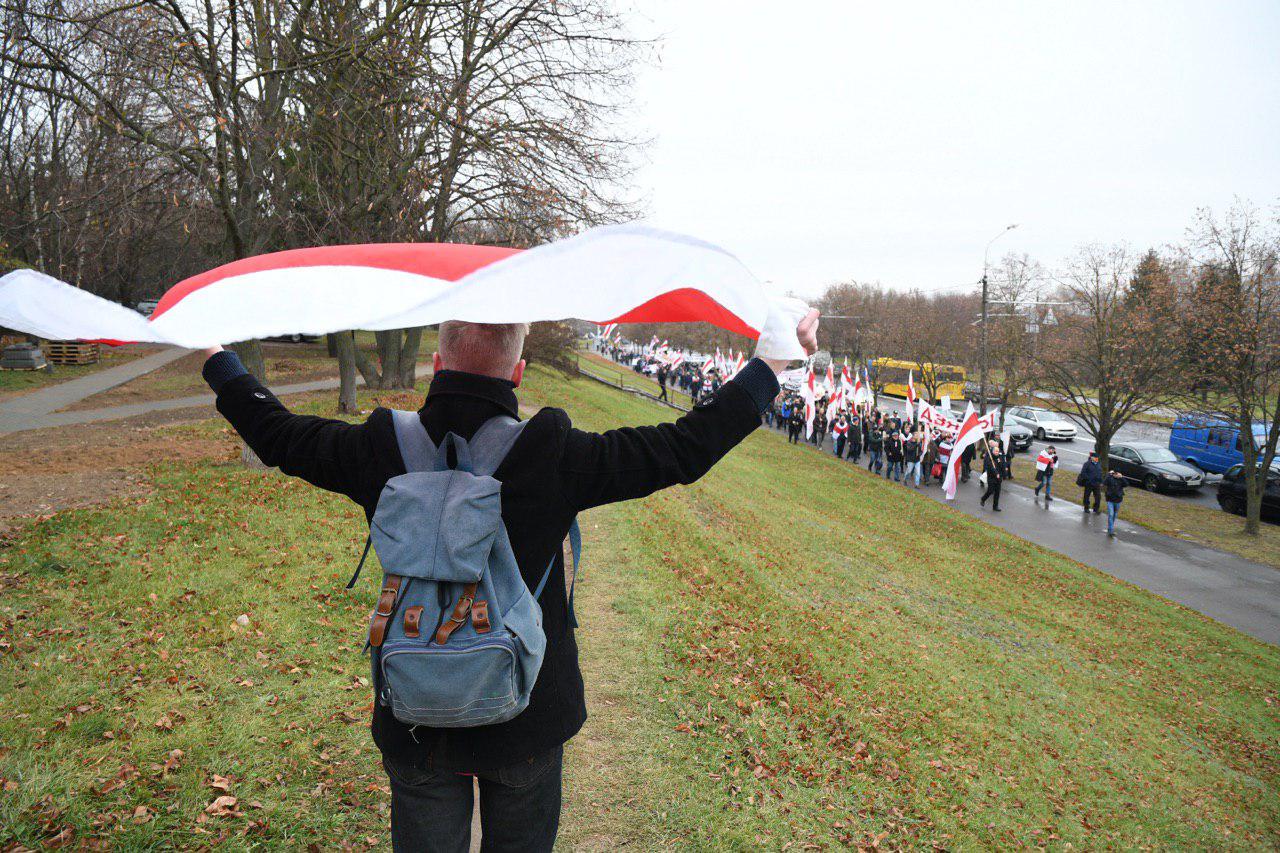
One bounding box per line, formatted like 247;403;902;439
375;585;399;617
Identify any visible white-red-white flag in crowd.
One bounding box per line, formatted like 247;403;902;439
840;359;854;398
943;402;986;500
906;369;916;410
823;363;835;394
851;367;866;407
801;366;818;439
597;323;617;340
648;335;659;350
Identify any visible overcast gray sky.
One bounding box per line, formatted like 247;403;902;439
628;0;1280;297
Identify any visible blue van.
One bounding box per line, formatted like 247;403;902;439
1169;415;1268;474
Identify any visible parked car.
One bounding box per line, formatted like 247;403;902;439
1216;463;1280;522
1107;442;1205;493
135;299;160;317
264;333;318;343
1169;414;1269;474
1004;421;1034;452
1005;406;1077;441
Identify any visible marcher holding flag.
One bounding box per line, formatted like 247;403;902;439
942;403;985;499
1034;446;1059;502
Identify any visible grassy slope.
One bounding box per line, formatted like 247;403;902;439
0;367;1277;849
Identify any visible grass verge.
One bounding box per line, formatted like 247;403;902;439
0;366;1276;849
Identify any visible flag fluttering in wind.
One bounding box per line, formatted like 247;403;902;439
597;323;618;340
0;225;811;359
801;366;818;439
906;369;916;411
942;402;986;500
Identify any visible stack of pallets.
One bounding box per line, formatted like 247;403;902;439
44;340;100;365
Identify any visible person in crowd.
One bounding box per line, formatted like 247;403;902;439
960;442;975;483
831;412;849;458
847;411;863;463
1078;451;1104;513
656;364;669;402
903;429;922;488
979;438;1009;511
935;434;953;486
1104;468;1127;536
885;427;904;481
1034;445;1059;501
813;404;828;450
787;399;804;444
866;421;884;474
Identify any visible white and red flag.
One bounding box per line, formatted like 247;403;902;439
801;366;818;439
598;323;618;340
840;359;854;398
730;350;745;378
823;363;836;394
943;402;986;500
666;350;685;369
906;369;916;410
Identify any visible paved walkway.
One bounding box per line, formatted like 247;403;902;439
0;360;362;434
0;346;192;430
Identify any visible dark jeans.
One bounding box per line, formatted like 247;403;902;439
383;744;563;853
981;477;1003;509
1082;484;1101;512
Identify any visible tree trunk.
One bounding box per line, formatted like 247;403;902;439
1245;477;1261;535
230;339;267;381
229;340;269;469
398;327;423;388
375;330;401;388
331;332;360;414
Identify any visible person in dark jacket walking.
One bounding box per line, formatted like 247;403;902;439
656;364;669;402
197;311;819;852
979;439;1010;511
866;423;885;473
1079;451;1104;513
1104;468;1127;536
847;412;863;462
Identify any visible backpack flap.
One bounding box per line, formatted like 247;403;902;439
370;469;501;583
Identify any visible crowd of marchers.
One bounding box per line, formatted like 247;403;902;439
600;340;1134;538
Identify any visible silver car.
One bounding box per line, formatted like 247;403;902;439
1006;406;1077;441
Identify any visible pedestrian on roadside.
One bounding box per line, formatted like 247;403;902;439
1104;469;1127;536
1078;451;1103;513
656;364;669;402
1034;446;1059;501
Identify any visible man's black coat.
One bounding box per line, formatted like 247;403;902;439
204;353;778;772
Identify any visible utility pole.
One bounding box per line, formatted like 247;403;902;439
979;224;1019;415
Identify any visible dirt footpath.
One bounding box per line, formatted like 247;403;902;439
0;412;240;535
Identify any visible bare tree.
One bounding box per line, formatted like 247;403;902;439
1035;243;1180;470
986;253;1046;428
1177;200;1280;534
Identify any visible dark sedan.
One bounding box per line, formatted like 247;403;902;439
1216;463;1280;522
1107;442;1205;493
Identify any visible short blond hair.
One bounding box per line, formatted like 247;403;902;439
438;321;529;377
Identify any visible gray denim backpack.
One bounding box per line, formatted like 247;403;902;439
348;410;580;729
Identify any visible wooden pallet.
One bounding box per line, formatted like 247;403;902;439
44;341;100;365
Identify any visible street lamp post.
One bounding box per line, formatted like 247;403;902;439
979;224;1019;415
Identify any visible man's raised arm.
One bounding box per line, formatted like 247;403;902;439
201;346;379;505
558;310;819;511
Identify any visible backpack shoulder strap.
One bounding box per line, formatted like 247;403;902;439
391;409;437;472
466;415;528;477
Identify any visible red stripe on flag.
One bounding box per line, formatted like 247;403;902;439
601;288;760;338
